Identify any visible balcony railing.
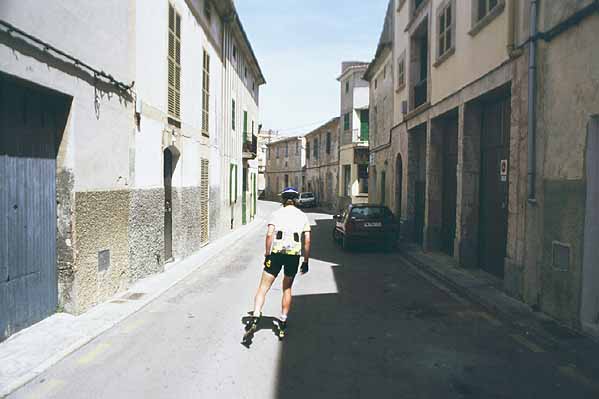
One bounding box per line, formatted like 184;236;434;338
414;78;428;109
341;129;368;146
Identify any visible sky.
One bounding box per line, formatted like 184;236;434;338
235;0;389;137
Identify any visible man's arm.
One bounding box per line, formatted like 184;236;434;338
265;225;275;256
303;231;311;262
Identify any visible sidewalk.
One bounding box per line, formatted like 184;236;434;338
0;216;266;397
399;243;599;383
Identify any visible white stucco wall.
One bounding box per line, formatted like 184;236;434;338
430;0;509;104
394;0;410;125
0;0;134;192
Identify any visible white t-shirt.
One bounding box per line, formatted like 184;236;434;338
268;205;311;255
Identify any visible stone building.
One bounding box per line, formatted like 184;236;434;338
304;118;341;210
0;0;264;340
264;136;305;201
365;0;599;335
256;129;280;197
337;62;370;208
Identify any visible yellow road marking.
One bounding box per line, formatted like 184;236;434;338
510;334;545;353
559;365;599;392
456;310;502;326
121;317;147;334
26;378;65;399
478;312;502;326
77;342;111;365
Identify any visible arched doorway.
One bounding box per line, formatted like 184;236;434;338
396;155;403;219
163;147;178;262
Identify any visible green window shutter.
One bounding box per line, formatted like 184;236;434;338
360;110;369;141
243;111;248;142
234;165;238;202
232;100;236;130
229;164;233;204
344;113;350;130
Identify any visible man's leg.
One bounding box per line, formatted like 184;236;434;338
281;275;295;319
253;271;276;317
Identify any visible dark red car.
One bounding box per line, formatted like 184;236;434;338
332;204;399;251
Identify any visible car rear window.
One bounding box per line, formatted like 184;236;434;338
350;207;391;220
302;193;314;198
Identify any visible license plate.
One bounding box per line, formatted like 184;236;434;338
364;222;382;227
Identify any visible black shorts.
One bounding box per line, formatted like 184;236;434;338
264;253;301;278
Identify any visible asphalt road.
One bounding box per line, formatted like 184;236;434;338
9;202;599;398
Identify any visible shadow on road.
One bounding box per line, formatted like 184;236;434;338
240;313;282;348
270;213;599;399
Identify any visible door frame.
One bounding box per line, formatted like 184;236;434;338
163;147;178;262
581;116;599;337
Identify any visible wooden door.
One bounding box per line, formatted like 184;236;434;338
479;97;510;277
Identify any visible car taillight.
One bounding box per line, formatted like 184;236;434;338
346;220;354;233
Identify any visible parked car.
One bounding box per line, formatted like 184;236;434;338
297;192;316;208
332;204;399;251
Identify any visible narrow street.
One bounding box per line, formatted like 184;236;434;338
8;202;598;399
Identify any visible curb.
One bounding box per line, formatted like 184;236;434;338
0;217;265;398
397;249;573;347
398;247;599;389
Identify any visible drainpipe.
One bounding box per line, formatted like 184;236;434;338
527;0;538;202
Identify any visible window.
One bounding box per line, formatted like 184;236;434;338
375;78;378;90
202;49;210;136
229;164;238;204
326;132;331;154
285;142;289;158
343;165;352;197
314;138;319;160
344;113;350;131
243;110;248;141
477;0;499;21
233;44;237;61
437;0;455;61
167;4;181;125
306;142;311;159
358;164;369;194
345;80;349;93
284;174;289;188
204;0;211;22
360;109;369;141
383;64;387;79
397;52;406;89
276;146;279;159
252;120;255;135
231;99;236;130
471;0;504;34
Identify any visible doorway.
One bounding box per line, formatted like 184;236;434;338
411;126;427;246
395;155;403;220
441;116;458;256
0;75;68;339
581;116;599;336
163;148;174;262
479;96;510;277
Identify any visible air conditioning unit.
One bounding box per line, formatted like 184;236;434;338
401;100;408;115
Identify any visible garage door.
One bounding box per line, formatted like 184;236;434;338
1;76;60;340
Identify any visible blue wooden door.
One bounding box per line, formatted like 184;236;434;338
1;77;59;341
